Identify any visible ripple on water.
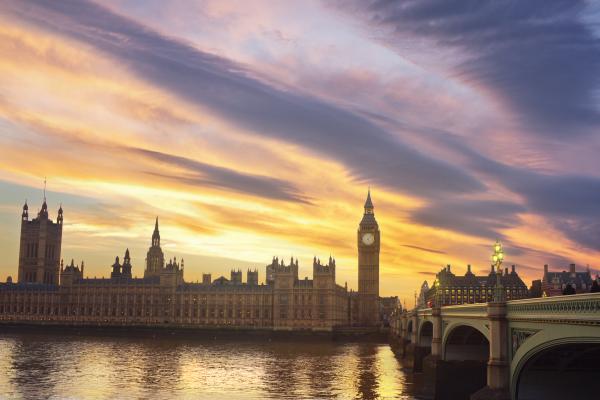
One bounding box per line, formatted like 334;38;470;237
0;332;431;400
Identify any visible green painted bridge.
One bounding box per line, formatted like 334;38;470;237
390;292;600;400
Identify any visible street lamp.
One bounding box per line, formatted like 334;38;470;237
492;240;506;302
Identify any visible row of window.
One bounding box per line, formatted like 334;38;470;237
438;288;527;295
0;304;273;319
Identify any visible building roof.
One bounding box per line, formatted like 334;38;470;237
544;271;592;285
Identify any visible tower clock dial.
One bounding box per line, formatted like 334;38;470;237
362;232;375;246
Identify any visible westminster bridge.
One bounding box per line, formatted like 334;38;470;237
389;292;600;400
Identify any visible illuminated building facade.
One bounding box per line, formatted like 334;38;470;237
425;264;529;306
1;194;382;331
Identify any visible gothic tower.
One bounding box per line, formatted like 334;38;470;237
357;189;380;326
18;197;63;285
145;217;164;278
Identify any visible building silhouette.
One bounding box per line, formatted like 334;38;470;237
357;189;380;325
1;192;384;330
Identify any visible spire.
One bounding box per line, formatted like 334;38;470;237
56;202;63;224
22;200;28;220
359;188;377;228
152;217;160;246
364;188;374;212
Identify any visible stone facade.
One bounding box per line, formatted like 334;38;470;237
425;264;529;306
18;199;62;285
1;194;381;331
541;263;595;296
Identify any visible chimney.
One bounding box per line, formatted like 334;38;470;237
511;265;516;274
467;264;472;274
569;263;576;275
544;264;548;275
447;264;451;273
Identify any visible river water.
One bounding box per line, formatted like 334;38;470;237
0;331;430;399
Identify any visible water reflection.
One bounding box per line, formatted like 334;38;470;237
0;332;429;399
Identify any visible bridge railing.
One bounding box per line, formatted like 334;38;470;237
414;302;488;319
506;292;600;324
440;302;487;318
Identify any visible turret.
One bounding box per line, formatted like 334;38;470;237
247;269;259;285
314;255;336;290
39;199;48;219
111;256;121;278
61;259;83;286
231;269;242;284
22;201;28;221
121;249;132;279
57;204;63;225
145;217;165;278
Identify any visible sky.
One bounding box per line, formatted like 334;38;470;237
1;0;600;300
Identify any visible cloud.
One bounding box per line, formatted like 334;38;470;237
335;0;600;137
433;128;600;251
131;148;310;203
401;244;446;255
1;0;485;199
412;198;526;239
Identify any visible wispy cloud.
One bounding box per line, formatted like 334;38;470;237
0;0;599;298
335;0;600;137
1;0;484;198
132;148;310;203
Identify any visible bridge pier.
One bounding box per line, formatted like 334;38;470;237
471;301;510;400
390;311;408;357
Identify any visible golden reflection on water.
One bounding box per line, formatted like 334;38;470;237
0;332;427;399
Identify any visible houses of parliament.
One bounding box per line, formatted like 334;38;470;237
0;192;387;331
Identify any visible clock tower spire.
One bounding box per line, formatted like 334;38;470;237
357;188;380;326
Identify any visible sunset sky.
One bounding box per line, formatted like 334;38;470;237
1;0;600;300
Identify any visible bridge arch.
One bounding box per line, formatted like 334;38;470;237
443;323;489;361
418;320;433;347
512;336;600;400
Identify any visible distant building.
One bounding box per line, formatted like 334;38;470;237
529;279;543;298
541;264;594;297
426;264;529;306
1;193;382;331
379;296;400;326
416;281;429;309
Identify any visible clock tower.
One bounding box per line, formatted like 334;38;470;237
357;189;380;326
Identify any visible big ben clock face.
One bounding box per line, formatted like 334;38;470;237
362;233;375;246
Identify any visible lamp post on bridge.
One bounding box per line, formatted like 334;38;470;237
492;240;506;302
473;240;510;400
